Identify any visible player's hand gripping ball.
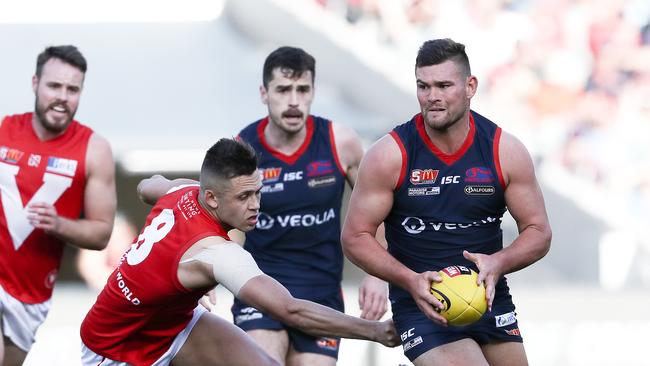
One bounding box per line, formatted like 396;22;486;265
430;265;487;326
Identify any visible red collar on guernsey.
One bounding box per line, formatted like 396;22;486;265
415;112;475;166
256;116;315;165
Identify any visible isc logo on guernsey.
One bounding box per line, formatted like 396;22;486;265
256;208;336;230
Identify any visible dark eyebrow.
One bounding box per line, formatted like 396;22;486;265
417;78;454;87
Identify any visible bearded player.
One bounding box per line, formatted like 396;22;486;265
0;45;116;365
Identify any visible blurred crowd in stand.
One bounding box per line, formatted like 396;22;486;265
70;0;650;290
313;0;650;282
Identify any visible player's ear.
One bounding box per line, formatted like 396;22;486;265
466;75;478;99
260;85;269;105
32;75;39;93
203;189;219;210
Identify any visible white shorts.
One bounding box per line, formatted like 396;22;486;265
0;284;51;352
81;306;207;366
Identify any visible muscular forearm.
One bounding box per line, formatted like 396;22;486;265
239;270;396;345
497;224;551;275
284;298;379;340
53;217;112;250
344;232;414;291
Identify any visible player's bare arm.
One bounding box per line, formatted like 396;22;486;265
341;135;447;325
463;131;552;309
27;133;116;250
332;122;389;320
178;236;399;347
137;175;198;205
332;122;364;185
240;274;397;346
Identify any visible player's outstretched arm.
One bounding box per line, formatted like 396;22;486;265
136;175;198;205
240;275;398;347
341;135;447;325
27;133;116;250
177;237;399;347
464;131;552;309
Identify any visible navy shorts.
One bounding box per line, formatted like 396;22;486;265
392;294;524;361
231;290;344;359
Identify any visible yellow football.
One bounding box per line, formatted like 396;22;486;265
430;265;487;326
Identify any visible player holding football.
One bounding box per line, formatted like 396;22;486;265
232;46;388;365
80;138;398;366
0;45;116;365
341;38;551;365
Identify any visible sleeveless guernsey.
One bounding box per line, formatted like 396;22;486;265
0;112;92;303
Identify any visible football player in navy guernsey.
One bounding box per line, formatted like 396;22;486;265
341;38;552;365
233;46;389;366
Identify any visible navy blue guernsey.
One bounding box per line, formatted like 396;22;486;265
386;111;511;303
238;116;346;298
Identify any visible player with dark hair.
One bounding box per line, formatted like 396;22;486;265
233;45;389;365
0;45;116;365
80;138;398;366
35;45;88;78
262;46;316;88
341;38;552;365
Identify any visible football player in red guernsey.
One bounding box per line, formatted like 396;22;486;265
80;138;398;366
0;45;116;365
